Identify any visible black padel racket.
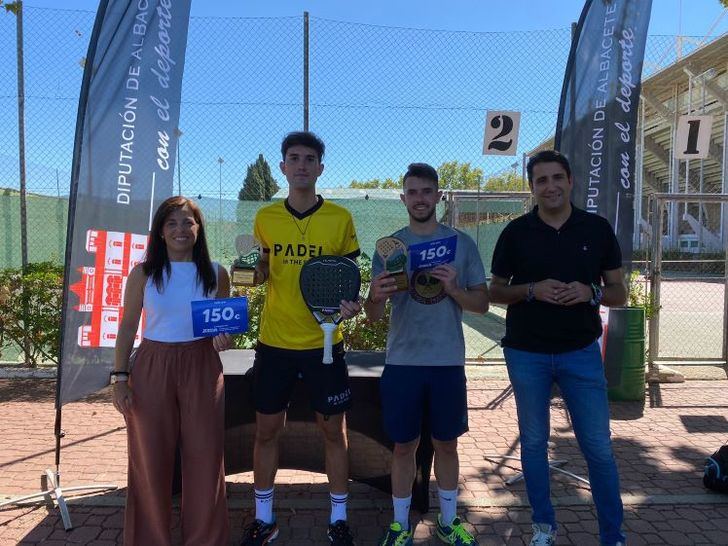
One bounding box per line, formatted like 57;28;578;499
300;255;361;364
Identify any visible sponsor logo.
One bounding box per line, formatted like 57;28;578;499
71;229;147;348
273;242;323;265
272;243;323;257
327;387;352;406
409;270;446;305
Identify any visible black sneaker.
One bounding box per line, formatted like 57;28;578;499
240;518;279;545
327;519;355;545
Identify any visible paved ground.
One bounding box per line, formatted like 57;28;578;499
2;371;728;545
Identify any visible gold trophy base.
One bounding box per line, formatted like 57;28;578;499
391;271;409;292
231;267;256;287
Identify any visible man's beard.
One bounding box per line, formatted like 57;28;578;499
408;206;436;223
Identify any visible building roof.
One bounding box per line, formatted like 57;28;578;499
272;187;402;200
528;33;727;197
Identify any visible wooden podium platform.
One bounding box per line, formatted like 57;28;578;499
219;349;434;512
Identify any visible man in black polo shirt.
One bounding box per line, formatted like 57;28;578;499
489;150;627;546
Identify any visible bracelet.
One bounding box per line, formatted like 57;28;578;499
589;283;603;307
526;282;535;303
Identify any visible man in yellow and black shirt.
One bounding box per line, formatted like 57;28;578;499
241;132;361;546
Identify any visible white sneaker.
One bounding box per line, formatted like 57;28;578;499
529;523;556;546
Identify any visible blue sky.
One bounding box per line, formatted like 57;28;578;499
2;1;727;206
20;0;728;36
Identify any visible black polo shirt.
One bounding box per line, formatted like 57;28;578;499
491;205;622;354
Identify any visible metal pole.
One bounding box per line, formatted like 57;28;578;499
56;168;63;260
175;127;183;196
648;195;663;374
568;22;577;146
177;139;181;196
722;112;728;364
669;84;680;248
676;1;683;60
217;157;223;258
475;182;481;250
635;100;645;250
16;2;27;272
15;1;30;366
521;152;527;191
698;81;706;250
303;11;309;131
685;73;691;219
722;112;727;244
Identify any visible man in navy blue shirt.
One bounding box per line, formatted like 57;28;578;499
489;150;627;546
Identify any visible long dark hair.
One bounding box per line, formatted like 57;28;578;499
143;196;217;296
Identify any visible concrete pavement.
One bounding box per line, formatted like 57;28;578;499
1;372;728;545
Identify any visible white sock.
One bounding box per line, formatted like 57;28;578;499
438;487;458;526
330;492;348;523
254;487;274;524
392;495;411;529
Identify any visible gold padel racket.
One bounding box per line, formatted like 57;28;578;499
375;236;408;291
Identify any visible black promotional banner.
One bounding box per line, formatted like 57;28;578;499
555;0;652;265
59;0;192;404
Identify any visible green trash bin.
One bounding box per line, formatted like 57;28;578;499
604;307;646;401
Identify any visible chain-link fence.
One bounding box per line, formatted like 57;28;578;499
647;194;727;364
0;7;725;362
447;191;533;360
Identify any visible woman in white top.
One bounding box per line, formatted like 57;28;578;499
111;196;232;545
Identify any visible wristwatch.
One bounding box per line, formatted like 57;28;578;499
589;283;603;307
109;371;129;385
526;282;535;303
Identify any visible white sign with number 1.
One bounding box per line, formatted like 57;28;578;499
483;110;521;156
675;115;713;160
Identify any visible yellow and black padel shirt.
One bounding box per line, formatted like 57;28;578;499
254;196;360;350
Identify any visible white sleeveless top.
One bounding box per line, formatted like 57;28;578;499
143;261;219;342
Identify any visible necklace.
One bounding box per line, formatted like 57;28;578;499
286;195;318;239
292;215;313;238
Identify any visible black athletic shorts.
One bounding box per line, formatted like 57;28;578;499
252;341;352;415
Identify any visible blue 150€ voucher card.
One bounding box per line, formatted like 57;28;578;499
408;235;457;271
191;297;248;337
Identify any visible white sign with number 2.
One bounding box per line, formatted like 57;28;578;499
483;111;521;156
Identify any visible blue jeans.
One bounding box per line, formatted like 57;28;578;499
504;342;626;546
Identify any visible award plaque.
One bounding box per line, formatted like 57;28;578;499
230;234;260;287
375;236;409;292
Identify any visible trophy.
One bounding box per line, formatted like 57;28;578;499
375;236;409;292
230;234;260;287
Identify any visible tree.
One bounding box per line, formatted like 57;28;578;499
484;171;526;192
436;161;483;190
238;154;279;201
381;178;400;189
2;2;21;15
349;177;401;189
350;178;382;189
722;0;728;8
348;161;487;191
